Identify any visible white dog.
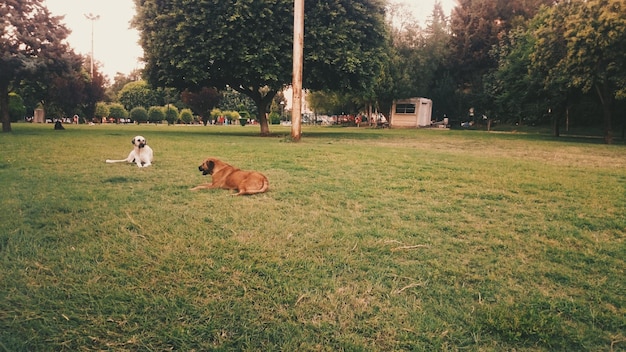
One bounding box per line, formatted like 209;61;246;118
106;135;154;167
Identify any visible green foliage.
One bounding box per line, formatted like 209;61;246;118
222;110;240;122
529;0;626;143
0;0;77;132
387;3;449;102
134;0;389;134
209;108;222;122
179;108;193;124
486;26;548;125
8;93;25;122
164;105;179;125
218;87;256;116
447;0;554;117
107;103;128;120
94;102;109;119
129;106;149;123
148;106;165;123
268;111;280;125
180;87;220;119
238;110;250;120
306;90;359;115
118;81;159;111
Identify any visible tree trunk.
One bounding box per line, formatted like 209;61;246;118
1;83;12;132
595;82;613;144
602;103;613;145
257;103;271;136
255;90;275;136
236;86;276;136
550;109;559;137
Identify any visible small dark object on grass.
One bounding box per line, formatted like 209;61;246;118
54;121;65;130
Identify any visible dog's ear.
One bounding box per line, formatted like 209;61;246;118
207;160;215;174
131;138;135;145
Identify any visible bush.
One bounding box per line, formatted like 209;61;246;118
130;107;149;123
179;108;193;124
269;112;281;125
210;108;222;123
239;110;251;120
8;93;25;122
164;105;179;125
148;106;165;124
108;103;128;122
94;102;109;120
224;110;240;123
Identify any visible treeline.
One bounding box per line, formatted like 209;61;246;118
2;0;625;142
389;0;625;143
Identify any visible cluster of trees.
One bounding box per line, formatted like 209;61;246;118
380;0;625;144
1;0;106;132
132;0;626;143
3;0;625;143
490;0;626;143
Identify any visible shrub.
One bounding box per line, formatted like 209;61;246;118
130;107;148;123
94;102;109;120
269;112;281;125
179;108;193;124
148;106;165;124
8;93;25;122
239;110;251;120
224;110;240;123
164;105;179;125
210;108;222;123
108;103;128;122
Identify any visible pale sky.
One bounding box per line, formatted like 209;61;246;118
43;0;456;81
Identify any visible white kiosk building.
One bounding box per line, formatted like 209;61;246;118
390;97;433;128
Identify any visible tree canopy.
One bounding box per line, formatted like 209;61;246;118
0;0;82;131
133;0;389;135
485;0;626;143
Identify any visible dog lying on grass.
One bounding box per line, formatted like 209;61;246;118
105;135;153;168
191;157;269;196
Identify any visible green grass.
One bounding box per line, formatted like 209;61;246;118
1;123;625;351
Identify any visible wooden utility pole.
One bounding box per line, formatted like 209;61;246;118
291;0;304;141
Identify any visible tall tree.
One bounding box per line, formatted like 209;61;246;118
530;0;626;143
447;0;554;114
560;0;626;144
0;0;77;132
46;56;106;120
133;0;389;136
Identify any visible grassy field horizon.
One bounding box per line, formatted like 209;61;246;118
1;123;624;351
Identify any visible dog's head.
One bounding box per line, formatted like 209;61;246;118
198;158;224;175
131;135;147;148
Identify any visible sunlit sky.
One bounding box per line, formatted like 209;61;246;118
43;0;457;80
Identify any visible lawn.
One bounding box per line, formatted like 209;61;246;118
0;123;624;351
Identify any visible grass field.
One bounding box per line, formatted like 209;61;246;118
0;123;624;351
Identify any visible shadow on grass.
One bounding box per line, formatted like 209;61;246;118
103;176;131;184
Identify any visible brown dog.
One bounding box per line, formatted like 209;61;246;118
191;157;269;195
